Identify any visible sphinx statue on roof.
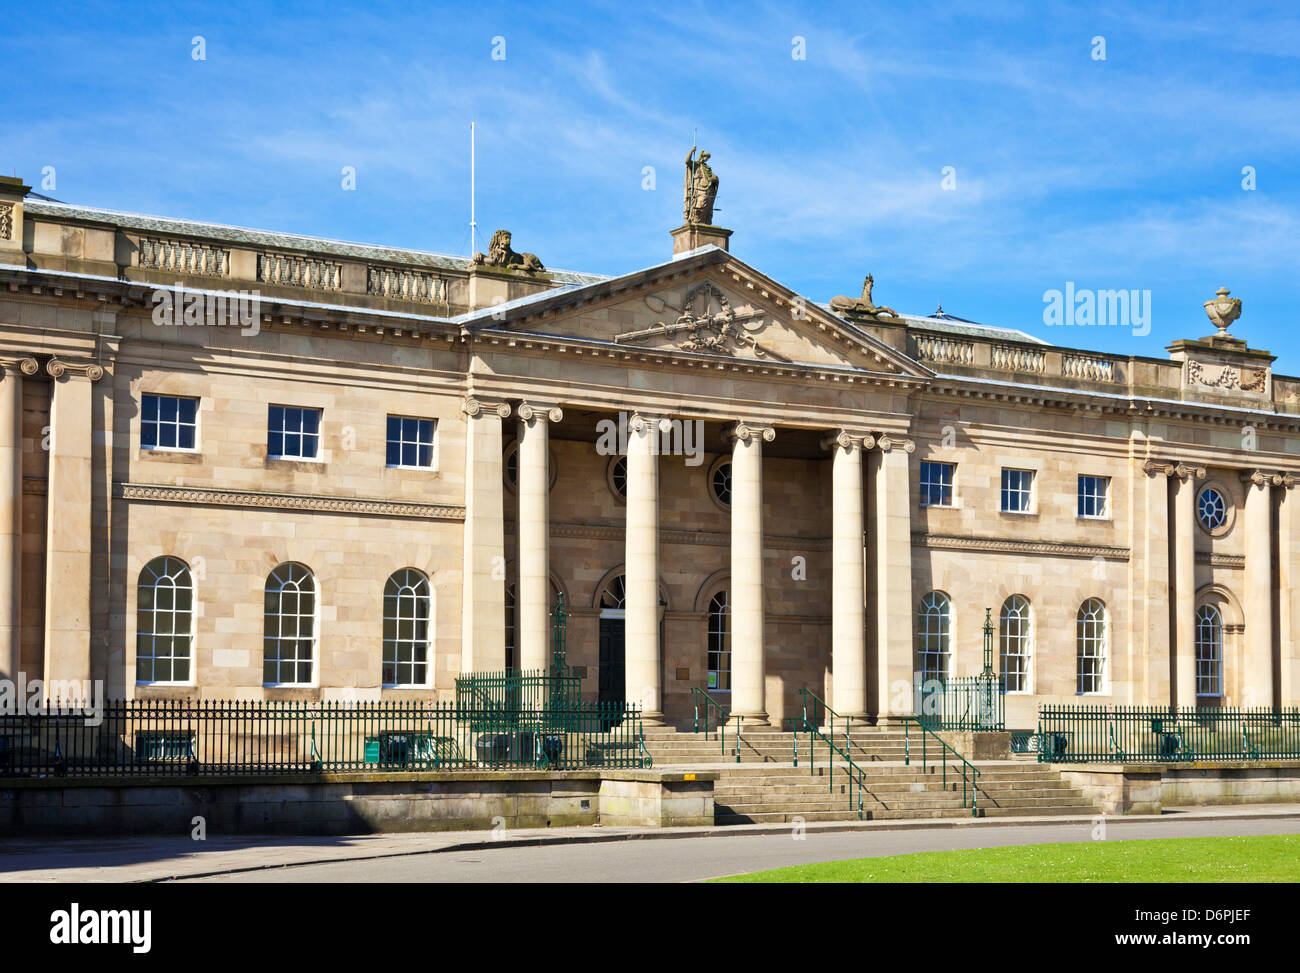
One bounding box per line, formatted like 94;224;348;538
830;275;900;319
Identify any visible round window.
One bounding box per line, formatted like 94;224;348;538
1197;487;1227;530
608;455;628;501
711;460;732;508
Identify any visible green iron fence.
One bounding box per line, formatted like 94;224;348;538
0;697;651;777
1036;705;1300;763
915;674;1005;731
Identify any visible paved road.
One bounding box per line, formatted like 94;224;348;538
185;815;1300;883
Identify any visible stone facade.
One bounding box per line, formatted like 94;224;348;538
2;171;1299;731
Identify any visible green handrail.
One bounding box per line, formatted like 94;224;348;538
901;717;982;817
798;688;856;762
795;715;867;820
691;687;730;757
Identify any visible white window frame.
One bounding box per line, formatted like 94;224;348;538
141;393;200;453
263;562;318;687
1077;475;1110;520
1195;604;1224;698
1000;468;1035;514
916;591;953;682
386;415;437;470
707;590;730;693
999;594;1033;693
136;556;195;686
268;405;322;461
919;462;955;509
382;568;432;688
1076;598;1108;695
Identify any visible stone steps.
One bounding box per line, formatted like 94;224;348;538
638;728;1098;825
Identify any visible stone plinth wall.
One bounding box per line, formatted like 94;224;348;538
0;770;716;837
1058;761;1300;814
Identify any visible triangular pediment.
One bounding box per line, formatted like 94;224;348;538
469;250;931;379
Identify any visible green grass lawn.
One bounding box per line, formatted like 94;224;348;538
711;834;1300;883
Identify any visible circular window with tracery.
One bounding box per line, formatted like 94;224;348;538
1197;487;1227;531
607;455;628;501
709;458;732;509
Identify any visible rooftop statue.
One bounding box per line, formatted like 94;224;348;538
1203;286;1242;334
473;229;545;272
829;275;900;319
683;147;719;225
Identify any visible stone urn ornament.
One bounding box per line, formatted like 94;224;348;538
1203;286;1242;334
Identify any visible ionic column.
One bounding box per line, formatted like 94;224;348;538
460;396;511;674
1170;464;1204;709
872;434;915;721
823;429;872;719
625;413;663;723
728;421;774;725
0;358;35;682
1141;461;1175;705
43;359;104;696
516;401;561;671
1278;475;1300;707
1242;470;1276;707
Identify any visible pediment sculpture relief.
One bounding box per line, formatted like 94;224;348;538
1188;360;1268;393
614;282;788;360
829;275;900;319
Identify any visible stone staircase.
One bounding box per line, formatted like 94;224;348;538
643;725;1097;824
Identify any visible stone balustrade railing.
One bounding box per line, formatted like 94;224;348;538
367;266;448;304
1062;353;1116;382
990;343;1046;373
258;252;343;290
139;237;231;277
912;333;975;365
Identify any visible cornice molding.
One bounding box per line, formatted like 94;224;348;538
117;483;465;521
1196;551;1245;568
914;531;1130;561
508;521;829;551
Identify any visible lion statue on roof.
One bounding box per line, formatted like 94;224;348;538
473;229;545;272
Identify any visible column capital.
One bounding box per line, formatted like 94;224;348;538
1171;462;1206;481
46;358;105;382
517;401;563;424
726;421;775;444
876;434;915;454
820;429;875;453
0;357;38;378
462;395;511;419
1142;459;1175;478
1241;468;1292;488
628;412;671;435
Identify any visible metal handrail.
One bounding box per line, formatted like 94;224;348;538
795;715;867;820
691;687;730;757
901;716;982;817
798;687;856;761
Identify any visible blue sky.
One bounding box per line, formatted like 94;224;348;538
4;1;1299;365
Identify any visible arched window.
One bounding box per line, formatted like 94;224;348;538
600;575;626;614
999;594;1032;693
1076;598;1107;694
383;568;431;687
1195;604;1223;699
916;592;952;683
264;562;316;685
707;590;730;692
137;556;193;684
504;583;516;671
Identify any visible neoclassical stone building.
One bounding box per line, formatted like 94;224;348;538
1;168;1298;730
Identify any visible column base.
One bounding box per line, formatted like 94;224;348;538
873;714;915;727
639;711;665;727
728;713;770;729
